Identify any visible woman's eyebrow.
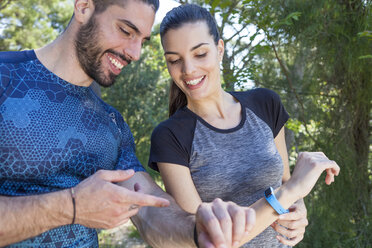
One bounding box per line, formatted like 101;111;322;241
164;43;209;55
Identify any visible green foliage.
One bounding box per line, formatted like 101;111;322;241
2;0;371;247
240;0;372;246
272;11;301;29
127;225;141;239
0;0;72;50
181;0;372;246
101;33;170;178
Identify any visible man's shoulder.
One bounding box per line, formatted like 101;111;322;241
0;50;36;64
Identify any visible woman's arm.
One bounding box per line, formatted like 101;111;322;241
158;127;297;244
159;164;255;248
158;150;339;247
120;171;255;248
275;127;291;183
274;127;308;246
159;163;201;213
158;162;296;247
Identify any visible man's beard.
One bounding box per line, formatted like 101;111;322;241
74;15;130;87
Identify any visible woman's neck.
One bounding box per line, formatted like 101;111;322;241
187;89;227;117
187;89;242;129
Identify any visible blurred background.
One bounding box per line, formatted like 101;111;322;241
1;0;371;247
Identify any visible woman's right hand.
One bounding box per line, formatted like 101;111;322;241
287;152;340;200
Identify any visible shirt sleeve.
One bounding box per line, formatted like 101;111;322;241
115;113;145;172
232;88;289;138
263;88;289;137
148;123;190;171
0;63;11;102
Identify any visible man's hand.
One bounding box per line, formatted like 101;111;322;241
195;198;256;248
74;169;170;229
271;199;308;246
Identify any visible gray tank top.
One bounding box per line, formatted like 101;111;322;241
149;88;290;247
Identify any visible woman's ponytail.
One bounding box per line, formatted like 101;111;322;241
169;81;187;117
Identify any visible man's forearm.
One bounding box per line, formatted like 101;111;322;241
132;189;196;248
0;190;72;246
121;172;196;248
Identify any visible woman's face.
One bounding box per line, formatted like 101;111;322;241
162;21;224;102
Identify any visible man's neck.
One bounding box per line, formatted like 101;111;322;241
34;27;93;87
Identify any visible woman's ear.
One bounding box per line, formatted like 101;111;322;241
217;39;225;61
74;0;95;24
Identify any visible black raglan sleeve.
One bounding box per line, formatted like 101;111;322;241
232;88;289;138
148;111;197;171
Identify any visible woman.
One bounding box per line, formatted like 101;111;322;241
149;4;339;248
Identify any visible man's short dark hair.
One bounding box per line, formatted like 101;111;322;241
92;0;159;14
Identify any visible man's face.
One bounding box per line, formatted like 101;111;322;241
75;0;155;87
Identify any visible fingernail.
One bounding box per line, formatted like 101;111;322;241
134;183;140;192
161;200;170;207
233;241;239;247
219;245;227;248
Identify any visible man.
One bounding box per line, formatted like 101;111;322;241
0;0;255;247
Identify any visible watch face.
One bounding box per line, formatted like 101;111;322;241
265;188;272;198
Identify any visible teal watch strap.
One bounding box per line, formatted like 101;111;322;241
264;187;289;215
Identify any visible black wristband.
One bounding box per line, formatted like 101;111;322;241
70;187;76;225
194;224;199;248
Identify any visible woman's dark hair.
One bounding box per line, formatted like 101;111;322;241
160;4;220;116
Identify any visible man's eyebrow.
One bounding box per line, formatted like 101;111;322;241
118;19;151;41
164;43;209;55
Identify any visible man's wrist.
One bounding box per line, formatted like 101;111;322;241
42;189;75;227
69;188;76;225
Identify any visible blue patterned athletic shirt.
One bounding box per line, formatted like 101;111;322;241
0;50;145;247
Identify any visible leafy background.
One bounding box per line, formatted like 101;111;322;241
1;0;371;247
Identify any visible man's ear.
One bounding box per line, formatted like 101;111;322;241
74;0;95;24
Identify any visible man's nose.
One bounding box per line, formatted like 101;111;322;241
125;40;142;61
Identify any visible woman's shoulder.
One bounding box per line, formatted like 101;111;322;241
152;107;197;139
231;88;281;105
232;88;288;137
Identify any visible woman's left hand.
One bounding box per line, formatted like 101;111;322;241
270;198;308;246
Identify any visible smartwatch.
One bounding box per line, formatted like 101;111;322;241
264;187;289;215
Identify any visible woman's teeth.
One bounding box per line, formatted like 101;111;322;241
185;76;204;85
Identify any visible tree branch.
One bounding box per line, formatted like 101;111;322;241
225;25;247;43
270;40;319;144
0;0;13;10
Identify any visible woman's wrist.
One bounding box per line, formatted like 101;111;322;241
275;183;300;209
